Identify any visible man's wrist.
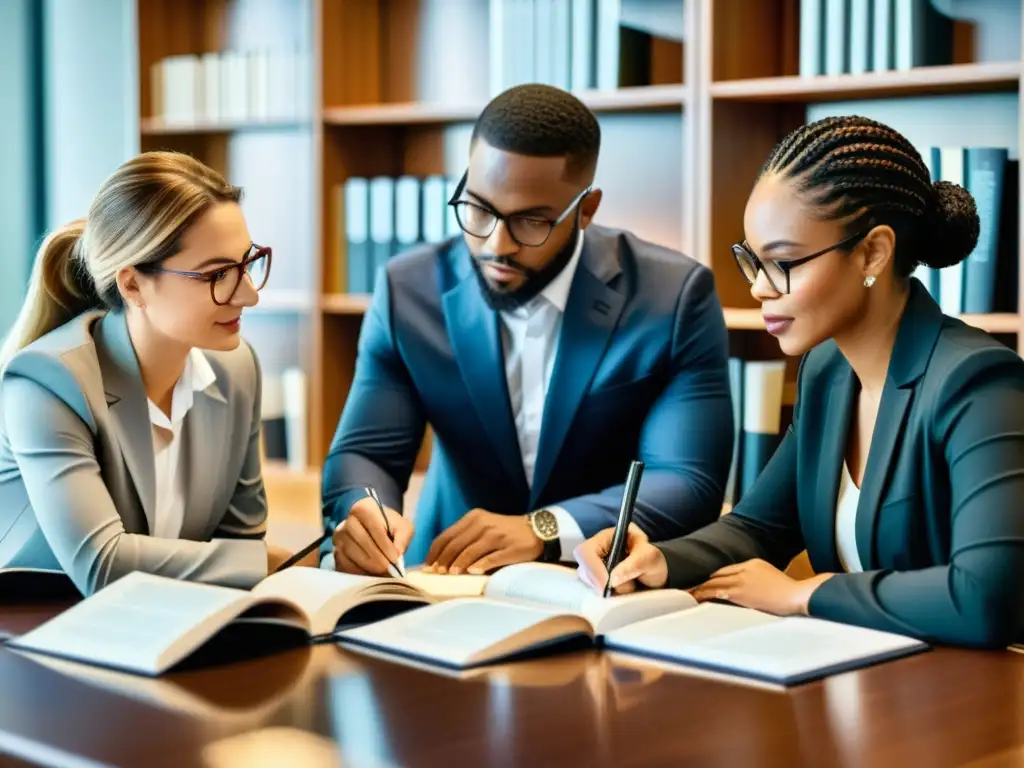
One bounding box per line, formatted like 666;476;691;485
527;510;561;562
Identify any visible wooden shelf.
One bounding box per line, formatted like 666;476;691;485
322;85;686;126
322;293;371;315
709;62;1021;103
140;117;310;135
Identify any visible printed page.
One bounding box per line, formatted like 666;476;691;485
253;568;380;619
483;563;696;634
337;597;576;668
605;603;926;683
253;567;428;636
403;570;490;598
9;572;255;675
485;563;600;616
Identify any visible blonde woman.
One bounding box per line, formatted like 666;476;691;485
0;151;288;596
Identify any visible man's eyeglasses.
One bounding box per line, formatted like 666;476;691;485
447;171;591;247
138;244;272;305
732;230;869;294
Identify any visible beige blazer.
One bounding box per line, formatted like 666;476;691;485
0;310;268;595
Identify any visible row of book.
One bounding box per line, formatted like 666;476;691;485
335;176;462;295
488;0;683;95
150;49;313;125
800;0;955;77
725;358;789;508
914;146;1018;317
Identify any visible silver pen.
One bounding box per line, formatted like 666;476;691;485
366;486;406;578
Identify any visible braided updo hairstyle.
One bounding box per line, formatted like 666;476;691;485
759;115;980;277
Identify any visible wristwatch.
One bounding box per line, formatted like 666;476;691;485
528;509;561;563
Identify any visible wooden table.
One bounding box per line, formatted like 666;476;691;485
1;604;1023;768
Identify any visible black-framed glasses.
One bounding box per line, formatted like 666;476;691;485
447;171;591;247
139;244;272;305
732;230;869;294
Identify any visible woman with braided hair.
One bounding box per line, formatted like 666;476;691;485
574;115;1024;649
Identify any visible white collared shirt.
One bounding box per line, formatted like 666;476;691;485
147;348;217;539
498;230;586;561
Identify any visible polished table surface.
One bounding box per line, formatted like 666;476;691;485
2;602;1024;768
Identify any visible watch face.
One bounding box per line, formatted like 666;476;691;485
532;510;559;541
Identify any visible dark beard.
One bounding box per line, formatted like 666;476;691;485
471;224;580;312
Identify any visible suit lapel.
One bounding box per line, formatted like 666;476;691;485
180;375;228;539
96;312;156;534
442;251;528;494
530;234;625;505
811;279;943;573
808;366;856;574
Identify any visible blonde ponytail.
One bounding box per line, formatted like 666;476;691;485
0;151;241;368
0;218;101;366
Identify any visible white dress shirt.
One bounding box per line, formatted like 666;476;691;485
147;348;217;539
498;230;586;561
834;461;864;573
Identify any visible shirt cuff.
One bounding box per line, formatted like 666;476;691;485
547;506;584;563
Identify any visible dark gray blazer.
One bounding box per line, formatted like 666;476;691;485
0;310;269;595
656;279;1024;649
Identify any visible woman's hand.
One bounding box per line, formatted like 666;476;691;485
691;558;834;615
573;523;669;595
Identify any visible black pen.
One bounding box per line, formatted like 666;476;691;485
366;486;406;578
603;460;645;598
273;531;331;573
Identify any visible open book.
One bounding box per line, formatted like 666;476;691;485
5;566;488;676
338;564;929;685
336;562;695;668
602;603;928;686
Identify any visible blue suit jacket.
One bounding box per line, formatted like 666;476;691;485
321;224;735;566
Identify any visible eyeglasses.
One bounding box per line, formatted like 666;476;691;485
139;244;272;305
732;230;869;294
447;171;591;247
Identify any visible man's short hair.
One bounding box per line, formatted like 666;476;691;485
470;83;601;181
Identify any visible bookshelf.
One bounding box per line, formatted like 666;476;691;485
131;0;1024;480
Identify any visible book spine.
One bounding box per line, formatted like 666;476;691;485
962;148;1008;314
739;360;786;497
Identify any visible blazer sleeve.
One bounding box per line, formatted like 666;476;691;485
556;265;736;541
652;353;809;586
213;341;269;541
320;270;427;560
807;350;1024;649
2;375;267;597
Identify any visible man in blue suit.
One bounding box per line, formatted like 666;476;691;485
320;83;734;576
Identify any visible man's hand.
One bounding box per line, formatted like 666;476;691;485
332;496;414;575
690;559;835;616
424;509;543;575
573;523;669;595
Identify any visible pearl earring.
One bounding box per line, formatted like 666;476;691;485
863;275;876;288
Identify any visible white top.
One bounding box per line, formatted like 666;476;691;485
146;348;217;539
834;461;864;573
498;230;586;561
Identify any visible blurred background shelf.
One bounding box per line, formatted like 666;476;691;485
121;0;1024;501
